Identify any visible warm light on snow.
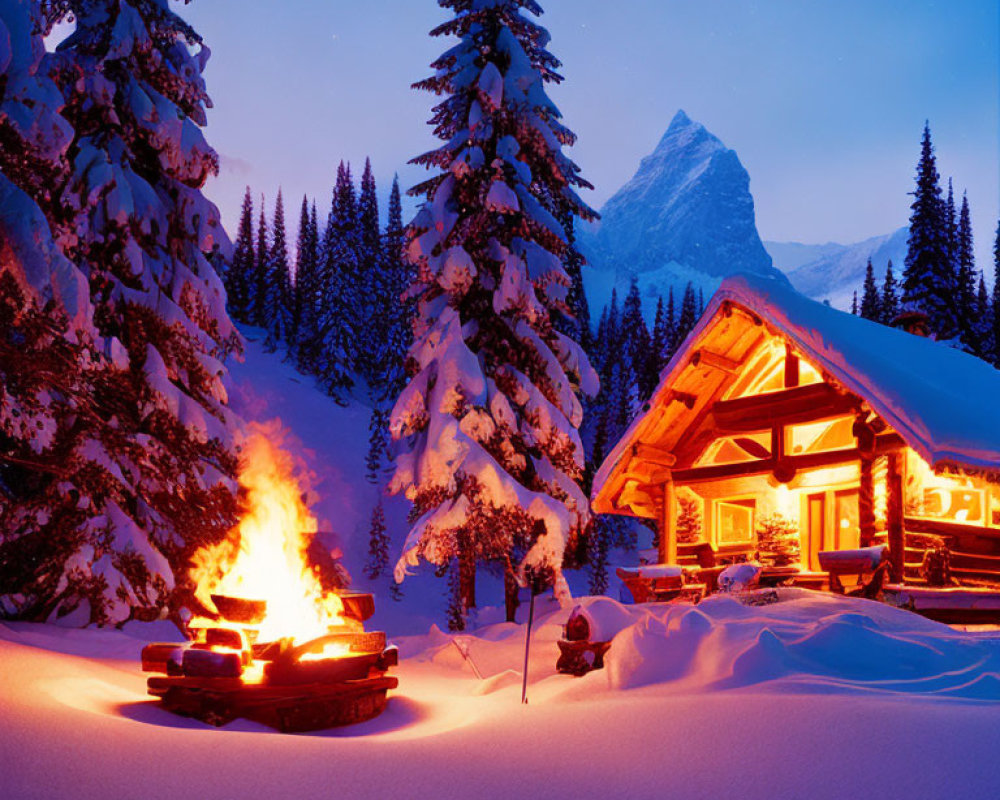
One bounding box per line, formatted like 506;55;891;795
189;425;347;643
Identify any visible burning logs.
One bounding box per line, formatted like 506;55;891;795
142;592;397;732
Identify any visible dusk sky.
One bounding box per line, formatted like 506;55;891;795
180;0;998;264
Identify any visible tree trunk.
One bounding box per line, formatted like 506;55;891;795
459;536;476;611
504;566;520;623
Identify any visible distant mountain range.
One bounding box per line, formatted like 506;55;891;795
578;110;786;322
765;228;909;310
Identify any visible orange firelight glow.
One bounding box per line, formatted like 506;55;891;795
189;425;347;644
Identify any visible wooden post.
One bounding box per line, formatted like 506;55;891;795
859;453;876;547
660;475;677;565
784;344;799;388
887;451;905;583
854;416;877;548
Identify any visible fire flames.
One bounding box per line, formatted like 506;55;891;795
189;425;348;644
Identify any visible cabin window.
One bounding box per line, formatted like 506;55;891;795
695;431;771;467
905;451;987;526
726;340;823;399
716;499;755;545
786;416;855;456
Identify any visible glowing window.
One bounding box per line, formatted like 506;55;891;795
717;500;755;545
695;431;771;466
905;451;986;526
787;416;855;455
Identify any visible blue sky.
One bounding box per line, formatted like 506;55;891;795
179;0;998;264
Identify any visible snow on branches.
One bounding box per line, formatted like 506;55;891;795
391;0;597;622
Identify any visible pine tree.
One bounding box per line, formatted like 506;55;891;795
383;175;412;400
859;258;881;321
675;283;698;347
41;0;241;623
226;188;255;323
264;189;292;350
556;207;592;354
851;290;858;315
622;277;652;399
976;272;991;356
316;164;357;400
290;196;312;354
881;259;900;324
993;219;1000;366
364;499;390;581
956;192;977;352
902;123;957;339
647;295;669;394
944;179;958;272
357;158;382;384
252;195;269;327
392;0;599;624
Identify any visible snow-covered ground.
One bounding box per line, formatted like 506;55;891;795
5;333;1000;799
4;591;1000;799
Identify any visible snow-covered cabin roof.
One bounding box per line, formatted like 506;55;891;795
593;273;1000;514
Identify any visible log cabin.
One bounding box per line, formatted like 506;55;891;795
591;274;1000;603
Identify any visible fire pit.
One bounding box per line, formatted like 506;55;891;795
142;591;397;732
141;430;398;732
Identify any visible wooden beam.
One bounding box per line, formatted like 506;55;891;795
855;415;877;547
691;349;741;374
713;383;860;433
784;344;799;388
631;442;677;467
887;451;905;583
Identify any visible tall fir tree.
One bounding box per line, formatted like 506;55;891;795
383;175;412;400
956;192;977;352
993;219;1000;366
902;123;957;339
647;294;669;394
859;258;881;321
317;163;358;400
851;290;858;315
392;0;599;627
621;277;651;399
675;282;698;348
251;195;269;327
41;0;241;623
357;158;382;383
881;259;900;324
226;187;255;323
264;189;292;350
290;195;313;355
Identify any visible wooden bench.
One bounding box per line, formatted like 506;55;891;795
818;545;889;596
616;566;685;603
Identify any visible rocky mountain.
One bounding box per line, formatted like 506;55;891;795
766;227;908;310
579;110;787;319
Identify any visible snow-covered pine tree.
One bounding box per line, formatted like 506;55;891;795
364;499;390;581
357;158;382;384
264;189;292;350
251;195;269;328
225;187;254;323
881;259;900;324
296;200;323;371
0;0;106;623
956;192;978;353
859;258;880;321
622;277;652;399
663;286;676;360
289;196;311;354
993;219;1000;367
646;295;668;397
975;272;991;358
944;179;957;272
44;0;241;623
392;0;599;626
556;206;592;354
586;518;609;595
903;123;956;339
383;175;412;400
317;163;357;400
675;282;698;348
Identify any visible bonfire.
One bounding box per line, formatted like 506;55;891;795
141;429;397;732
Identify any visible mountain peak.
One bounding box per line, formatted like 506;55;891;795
578;112;786;318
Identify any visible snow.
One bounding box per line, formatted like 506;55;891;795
5;591;1000;799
